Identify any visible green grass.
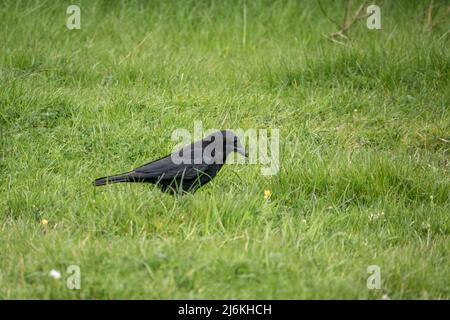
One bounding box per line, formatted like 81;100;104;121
1;0;449;299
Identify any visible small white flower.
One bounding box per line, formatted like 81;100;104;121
49;269;61;279
421;222;431;230
369;212;386;222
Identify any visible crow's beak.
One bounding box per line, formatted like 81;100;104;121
236;147;248;157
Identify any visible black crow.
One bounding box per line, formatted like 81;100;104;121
93;130;246;193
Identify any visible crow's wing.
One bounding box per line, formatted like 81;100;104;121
137;163;210;180
162;164;212;180
133;155;212;180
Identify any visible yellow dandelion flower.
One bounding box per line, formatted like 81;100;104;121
41;219;49;226
264;190;271;200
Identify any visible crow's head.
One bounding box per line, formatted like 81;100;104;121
201;130;247;161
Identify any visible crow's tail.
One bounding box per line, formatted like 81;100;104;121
93;172;133;186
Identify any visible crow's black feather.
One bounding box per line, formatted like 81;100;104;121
93;130;246;193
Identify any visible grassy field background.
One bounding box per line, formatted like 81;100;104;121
0;0;449;299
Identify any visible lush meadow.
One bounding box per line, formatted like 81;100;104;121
0;0;449;298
